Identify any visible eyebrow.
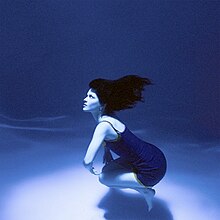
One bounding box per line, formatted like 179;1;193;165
87;92;95;96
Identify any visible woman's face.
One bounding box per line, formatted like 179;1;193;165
83;89;102;112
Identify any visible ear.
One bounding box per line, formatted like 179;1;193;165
100;104;107;114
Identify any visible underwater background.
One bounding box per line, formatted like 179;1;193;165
0;1;219;219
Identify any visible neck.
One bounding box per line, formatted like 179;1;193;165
91;111;116;123
91;111;103;123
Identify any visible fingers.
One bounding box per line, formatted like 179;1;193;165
90;167;101;175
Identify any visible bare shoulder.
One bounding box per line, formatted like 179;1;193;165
94;121;112;134
100;116;125;133
96;121;111;129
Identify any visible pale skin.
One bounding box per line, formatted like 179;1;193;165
83;89;155;211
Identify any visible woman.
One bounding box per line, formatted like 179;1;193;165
83;75;167;211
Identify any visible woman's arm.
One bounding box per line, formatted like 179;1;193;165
83;122;109;174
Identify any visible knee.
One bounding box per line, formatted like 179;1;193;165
99;172;107;185
99;172;112;187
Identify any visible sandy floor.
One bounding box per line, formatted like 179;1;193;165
0;120;219;220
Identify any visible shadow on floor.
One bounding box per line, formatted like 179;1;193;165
98;188;173;220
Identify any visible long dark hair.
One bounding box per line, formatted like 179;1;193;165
89;75;152;113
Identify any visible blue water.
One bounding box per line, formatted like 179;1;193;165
0;115;219;219
0;1;219;219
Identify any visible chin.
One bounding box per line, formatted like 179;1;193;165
82;107;90;112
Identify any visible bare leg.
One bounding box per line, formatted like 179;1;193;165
134;188;155;211
99;160;155;211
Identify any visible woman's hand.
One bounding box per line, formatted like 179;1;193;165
89;166;100;175
83;161;100;175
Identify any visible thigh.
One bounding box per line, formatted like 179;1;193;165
102;158;133;173
100;158;145;189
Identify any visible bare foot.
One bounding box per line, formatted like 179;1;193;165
136;188;155;211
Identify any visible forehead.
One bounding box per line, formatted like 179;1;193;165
87;88;98;97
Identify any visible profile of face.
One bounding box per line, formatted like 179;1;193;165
83;89;102;113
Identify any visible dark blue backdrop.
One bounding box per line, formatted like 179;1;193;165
0;0;219;140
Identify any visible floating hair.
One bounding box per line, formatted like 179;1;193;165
89;75;152;113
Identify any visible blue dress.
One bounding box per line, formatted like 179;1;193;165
102;121;167;187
